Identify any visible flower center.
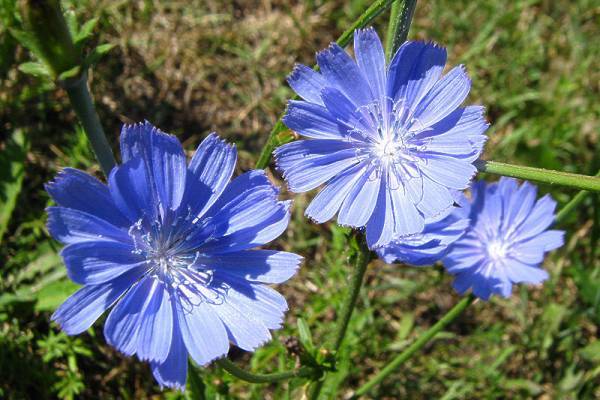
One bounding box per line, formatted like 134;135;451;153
375;138;399;159
486;240;508;261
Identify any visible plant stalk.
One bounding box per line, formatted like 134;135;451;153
476;160;600;192
216;358;318;384
63;74;116;176
309;239;372;400
385;0;417;61
353;294;475;398
555;169;600;224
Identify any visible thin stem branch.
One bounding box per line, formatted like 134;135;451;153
555;169;600;224
332;241;372;351
63;73;116;176
476;160;600;192
385;0;417;61
216;358;318;384
353;294;476;398
255;0;397;169
309;239;372;400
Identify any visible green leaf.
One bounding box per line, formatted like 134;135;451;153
580;340;600;362
13;244;62;285
84;43;115;67
297;317;315;352
186;363;207;400
0;129;28;243
74;18;98;44
8;28;40;53
18;61;50;78
64;9;79;40
34;279;79;312
58;65;81;80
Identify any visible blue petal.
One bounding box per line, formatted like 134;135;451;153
320;87;372;136
410;65;471;129
151;322;188;391
45;168;130;227
223;274;288;330
195;200;291;254
201;250;301;284
513;230;565;258
108;158;154;221
366;173;424;248
213;299;272;352
513;194;558;242
175;296;229;366
136;279;173;362
287;64;327;105
414;177;454;218
387;41;447;109
316;43;372;107
505;259;549;284
61;241;146;285
119;121;187;216
305;163;366;223
502;180;537;232
419;106;489;156
338;166;380;227
366;178;395;247
185;133;237;219
275;139;359;192
52;267;144;335
388;172;425;236
377;214;469;266
354;28;386;101
283;100;346;140
185;172;291;253
418;154;477;190
104;276;154;356
47;207;131;244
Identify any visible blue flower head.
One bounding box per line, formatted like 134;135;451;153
46;122;301;390
375;192;470;266
274;28;488;248
442;177;564;300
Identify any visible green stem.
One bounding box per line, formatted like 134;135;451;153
332;241;372;351
385;0;417;61
555;169;600;224
63;73;116;176
216;358;317;384
476;160;600;192
255;0;397;169
309;239;372;400
353;295;475;398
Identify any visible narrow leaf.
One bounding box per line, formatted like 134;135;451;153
0;129;28;242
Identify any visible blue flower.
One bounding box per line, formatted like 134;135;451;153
274;28;488;248
442;178;564;300
375;193;470;266
46;122;301;390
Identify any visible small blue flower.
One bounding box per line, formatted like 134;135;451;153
375;193;470;266
274;28;488;248
442;178;564;300
46;122;301;390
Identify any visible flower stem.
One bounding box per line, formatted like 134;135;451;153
309;239;372;400
476;160;600;192
216;358;318;384
255;0;397;169
352;294;476;398
555;169;600;224
63;73;116;176
385;0;417;62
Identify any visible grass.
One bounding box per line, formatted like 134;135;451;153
0;0;599;398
